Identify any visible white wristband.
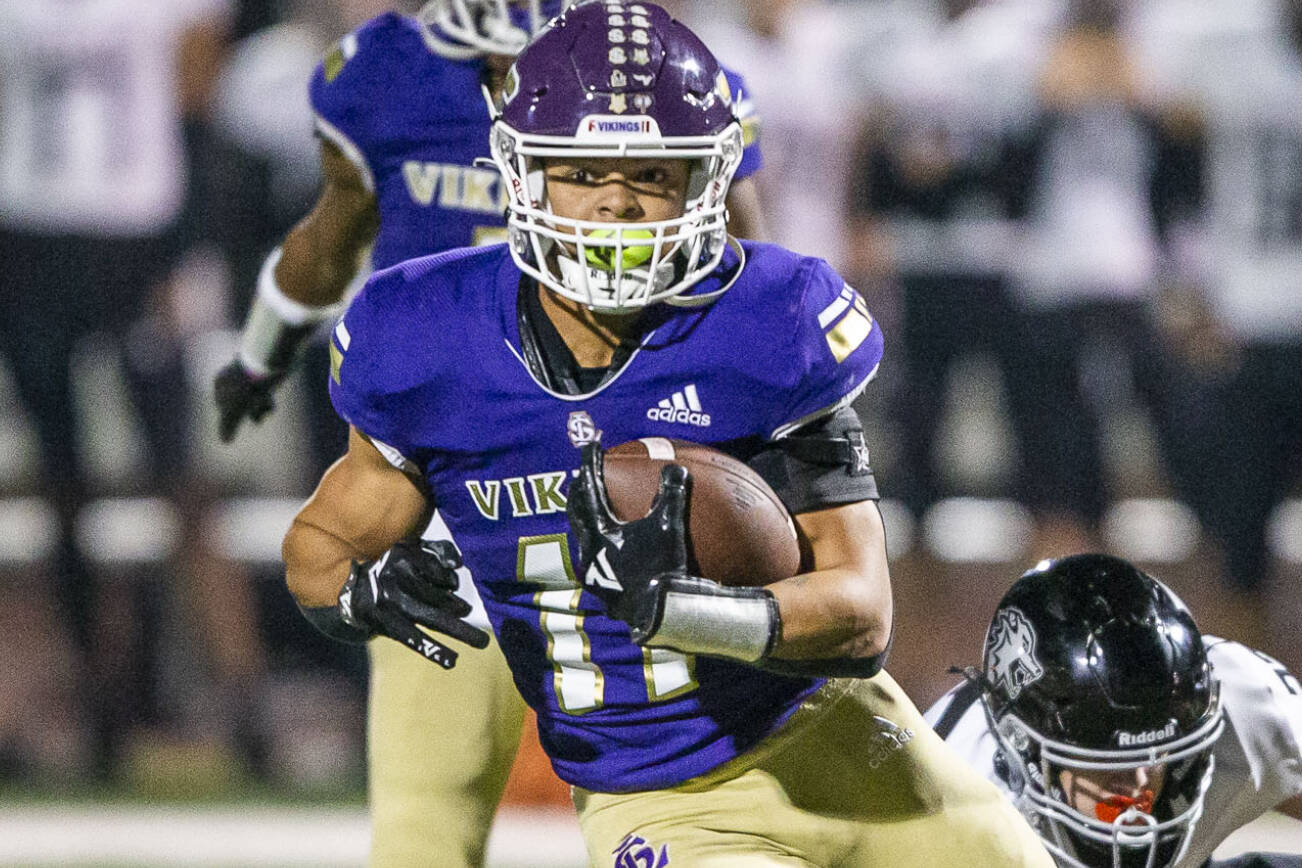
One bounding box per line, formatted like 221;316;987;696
238;247;338;375
647;578;780;663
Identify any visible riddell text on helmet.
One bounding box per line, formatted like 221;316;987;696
1116;721;1177;746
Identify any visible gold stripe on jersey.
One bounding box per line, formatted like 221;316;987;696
323;33;359;83
329;340;344;384
826;308;872;363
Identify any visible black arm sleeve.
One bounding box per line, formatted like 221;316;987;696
747;405;879;515
759;624;894;680
758;650;888;679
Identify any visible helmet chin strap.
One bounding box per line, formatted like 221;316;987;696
664;236;746;309
1107;809;1160;868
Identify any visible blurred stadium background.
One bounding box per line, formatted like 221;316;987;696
2;0;1301;863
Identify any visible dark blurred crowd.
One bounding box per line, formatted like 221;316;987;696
0;0;1298;791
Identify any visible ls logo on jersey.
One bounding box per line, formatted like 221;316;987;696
613;833;670;868
402;162;509;214
568;411;598;447
986;607;1045;700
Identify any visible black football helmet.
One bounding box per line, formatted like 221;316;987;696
977;554;1223;868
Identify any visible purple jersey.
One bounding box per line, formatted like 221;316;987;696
328;242;883;792
309;13;762;270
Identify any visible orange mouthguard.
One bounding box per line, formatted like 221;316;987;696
1096;789;1155;824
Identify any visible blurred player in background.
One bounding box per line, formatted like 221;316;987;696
686;0;864;273
1140;0;1302;600
927;554;1302;868
212;1;766;864
0;0;271;779
848;0;1051;521
998;0;1207;557
282;4;1053;864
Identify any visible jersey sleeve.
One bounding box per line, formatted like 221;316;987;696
721;66;762;181
923;682;1005;791
327;267;426;467
748;405;879;514
770;259;884;440
1206;638;1302;807
308;13;412;191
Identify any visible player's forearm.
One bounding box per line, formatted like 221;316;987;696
767;565;893;662
766;499;893;664
284;429;433;608
283;516;360;608
235;192;377;376
255;135;381;317
276;204;376;307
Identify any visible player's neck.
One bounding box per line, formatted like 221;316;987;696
483;54;513;101
536;285;639;369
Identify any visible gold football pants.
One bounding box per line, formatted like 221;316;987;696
366;636;527;868
573;672;1053;867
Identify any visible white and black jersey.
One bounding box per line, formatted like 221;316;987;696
0;0;230;236
925;638;1302;867
1134;0;1302;341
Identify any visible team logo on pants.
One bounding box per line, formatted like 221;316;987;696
613;832;670;867
868;715;914;769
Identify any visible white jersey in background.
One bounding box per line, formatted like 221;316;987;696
866;0;1055;279
682;2;871;273
1197;27;1302;342
0;0;229;237
925;637;1302;867
1134;0;1302;341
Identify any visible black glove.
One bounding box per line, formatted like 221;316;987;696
567;440;693;642
568;441;783;662
213;358;283;443
339;539;491;669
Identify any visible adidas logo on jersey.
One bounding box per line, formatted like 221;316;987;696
646;384;711;427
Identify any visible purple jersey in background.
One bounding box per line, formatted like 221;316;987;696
328;242;882;792
308;12;762;270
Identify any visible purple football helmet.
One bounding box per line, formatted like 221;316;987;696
421;0;570;58
489;1;745;312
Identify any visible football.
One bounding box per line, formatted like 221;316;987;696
601;437;802;587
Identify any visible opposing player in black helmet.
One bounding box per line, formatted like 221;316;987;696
926;554;1302;868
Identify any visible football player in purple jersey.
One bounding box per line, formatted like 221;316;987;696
281;4;1053;864
213;2;766;865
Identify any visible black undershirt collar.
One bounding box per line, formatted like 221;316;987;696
517;279;641;396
